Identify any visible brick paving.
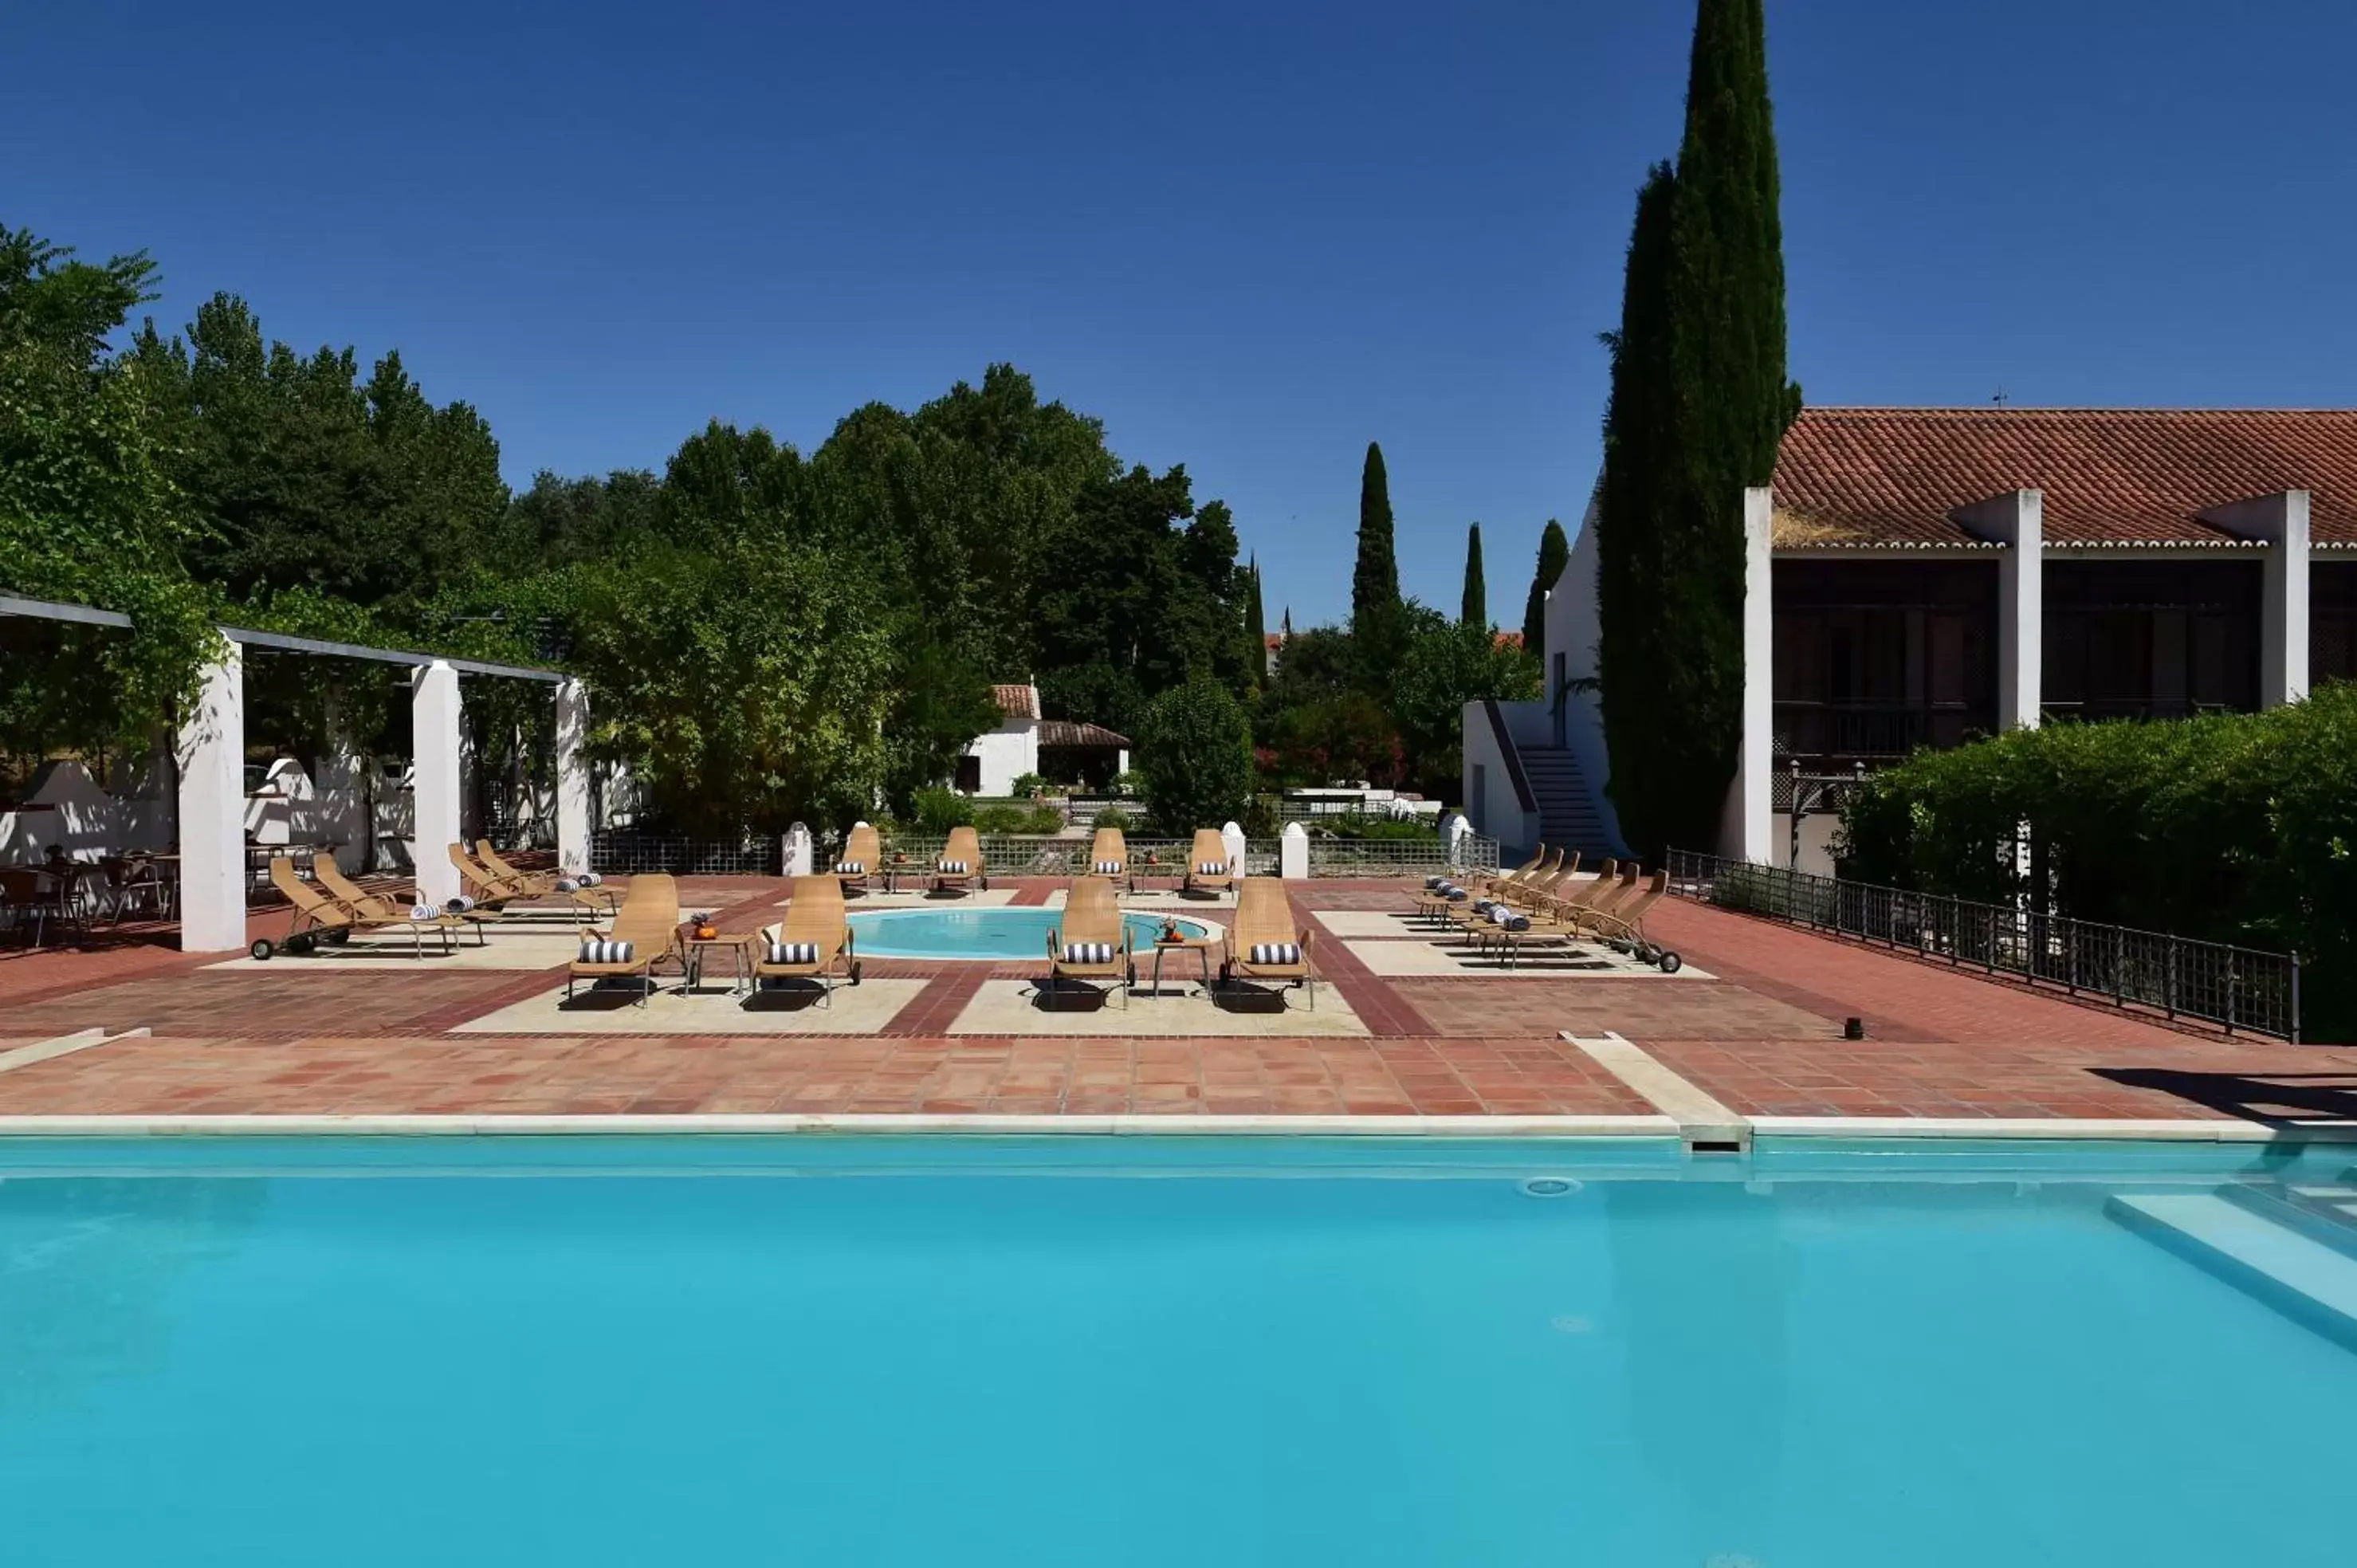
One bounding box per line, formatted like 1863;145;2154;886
0;877;2348;1126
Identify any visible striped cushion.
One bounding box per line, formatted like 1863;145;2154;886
835;860;865;874
766;941;819;965
446;895;476;915
1426;874;1447;890
578;939;635;965
411;902;436;921
1094;859;1123;874
555;877;579;892
1196;860;1228;876
1062;941;1114;964
1247;941;1302;965
937;859;968;874
576;872;603;886
1488;909;1531;931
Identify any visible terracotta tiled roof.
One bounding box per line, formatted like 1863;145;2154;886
991;683;1039;721
1492;630;1524;650
1263;632;1285;650
1772;407;2357;549
1037;720;1129;749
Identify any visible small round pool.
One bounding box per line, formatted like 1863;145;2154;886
846;906;1213;961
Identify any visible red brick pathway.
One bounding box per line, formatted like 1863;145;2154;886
0;878;2347;1126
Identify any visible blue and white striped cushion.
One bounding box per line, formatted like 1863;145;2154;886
1062;941;1114;964
576;872;603;886
835;860;865;874
556;877;579;892
766;941;819;965
578;939;635;965
937;859;968;874
1488;908;1531;931
1094;859;1123;874
446;895;476;915
1196;860;1228;876
1247;941;1302;965
411;902;436;921
1426;874;1447;890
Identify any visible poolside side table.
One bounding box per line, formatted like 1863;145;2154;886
1145;933;1219;1000
682;933;758;996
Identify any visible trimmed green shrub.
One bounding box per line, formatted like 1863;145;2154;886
973;802;1063;835
1135;678;1255;836
1837;684;2357;1040
911;786;972;833
1311;813;1434;841
1009;772;1047;798
1091;805;1133;832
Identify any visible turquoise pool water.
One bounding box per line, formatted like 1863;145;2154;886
847;906;1211;959
4;1135;2355;1566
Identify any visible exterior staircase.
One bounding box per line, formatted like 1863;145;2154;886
1515;742;1614;861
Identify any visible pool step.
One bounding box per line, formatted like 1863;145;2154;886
2106;1191;2357;1352
2224;1183;2357;1260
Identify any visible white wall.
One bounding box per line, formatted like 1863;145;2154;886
0;760;120;864
1769;810;1842;878
1459;701;1540;855
1539;497;1632;854
964;720;1038;796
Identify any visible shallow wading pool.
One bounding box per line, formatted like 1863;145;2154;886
4;1134;2355;1566
845;906;1212;960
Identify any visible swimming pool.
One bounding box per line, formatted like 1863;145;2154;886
4;1134;2354;1566
847;906;1212;959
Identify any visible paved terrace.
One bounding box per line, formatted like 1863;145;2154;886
1;878;2351;1130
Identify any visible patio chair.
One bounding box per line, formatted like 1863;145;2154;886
1047;874;1133;1008
1444;855;1580;941
1220;876;1317;1009
1479;862;1638;963
256;855;458;961
449;843;529;909
1183;828;1236;899
1;867;84;949
312;854;492;946
473;840;560;897
1087;826;1130;892
1564;869;1679;971
1416;851;1550;922
481;839;623;918
932;825;988;896
566;871;681;1004
1469;843;1549;900
751;874;859;1007
835;823;882;896
100;854;171;925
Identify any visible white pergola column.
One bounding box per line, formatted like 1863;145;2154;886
1956;489;2045;729
555;678;591;874
2203;490;2311;706
411;660;463;906
175;643;247;952
1720;486;1775;863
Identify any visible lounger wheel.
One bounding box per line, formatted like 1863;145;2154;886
249;938;276;961
850;959;863;985
1657;950;1682;974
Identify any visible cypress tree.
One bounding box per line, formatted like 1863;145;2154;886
1459;524;1486;627
1350;441;1403;682
1597;0;1797;857
1242;556;1267;690
1522;517;1569;660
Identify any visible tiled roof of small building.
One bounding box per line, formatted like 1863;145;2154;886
991;683;1040;721
1771;407;2357;549
1037;721;1129;749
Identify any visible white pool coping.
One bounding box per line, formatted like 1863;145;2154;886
0;1111;2347;1144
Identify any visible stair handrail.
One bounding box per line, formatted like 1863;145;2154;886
1480;699;1540;818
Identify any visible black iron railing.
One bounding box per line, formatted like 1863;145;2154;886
1664;849;2301;1043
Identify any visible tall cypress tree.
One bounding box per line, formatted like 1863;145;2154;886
1242;556;1267;690
1350;441;1403;682
1459;524;1486;627
1597;0;1797;857
1522;517;1569;660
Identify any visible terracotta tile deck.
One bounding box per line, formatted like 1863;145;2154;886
0;877;2348;1126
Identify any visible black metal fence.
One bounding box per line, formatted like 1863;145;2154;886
1664;849;2302;1043
590;832;778;876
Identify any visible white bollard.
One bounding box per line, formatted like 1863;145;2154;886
1221;819;1247;877
1279;821;1310;881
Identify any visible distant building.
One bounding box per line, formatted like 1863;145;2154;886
958;684;1129;794
1471;406;2357;870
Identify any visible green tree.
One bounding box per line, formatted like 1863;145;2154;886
1350;441;1404;685
1241;556;1267;697
1391;617;1541;799
1133;678;1255;834
1459;523;1486;627
0;224;219;756
1597;0;1798;855
1522;517;1569;662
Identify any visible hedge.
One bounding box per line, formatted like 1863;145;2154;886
1836;683;2357;1041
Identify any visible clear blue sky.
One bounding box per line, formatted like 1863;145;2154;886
15;1;2355;627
